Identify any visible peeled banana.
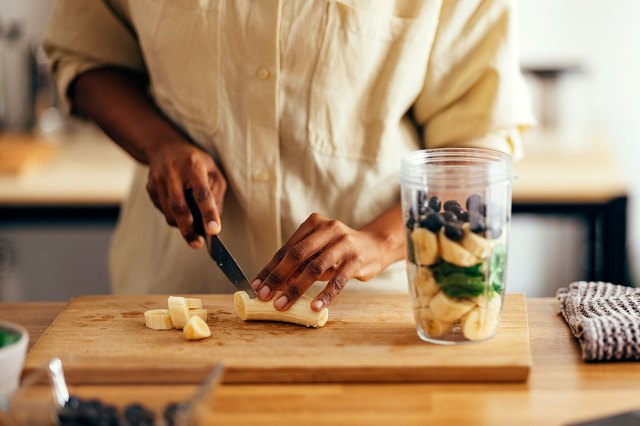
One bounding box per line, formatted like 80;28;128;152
429;291;475;322
461;294;502;341
461;223;493;259
168;296;191;330
414;266;440;300
234;291;329;328
183;315;212;340
186;298;202;309
144;309;174;330
418;306;452;338
411;228;439;266
439;229;479;267
189;308;208;322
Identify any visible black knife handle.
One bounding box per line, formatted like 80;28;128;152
185;188;206;238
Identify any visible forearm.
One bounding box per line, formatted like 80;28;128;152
358;201;406;269
70;67;188;164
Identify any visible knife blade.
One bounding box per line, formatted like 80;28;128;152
185;189;257;298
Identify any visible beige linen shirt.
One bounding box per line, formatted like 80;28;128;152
44;0;533;295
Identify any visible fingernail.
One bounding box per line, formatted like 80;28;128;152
207;221;218;234
189;239;201;249
258;286;271;300
251;279;261;290
274;295;288;310
313;300;324;310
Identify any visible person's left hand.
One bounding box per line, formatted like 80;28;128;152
251;213;392;312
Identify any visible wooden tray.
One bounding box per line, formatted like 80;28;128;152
23;293;532;384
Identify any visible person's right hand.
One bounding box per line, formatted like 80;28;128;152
146;139;227;248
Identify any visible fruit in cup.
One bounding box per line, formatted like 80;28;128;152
408;192;507;341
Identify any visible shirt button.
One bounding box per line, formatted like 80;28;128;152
257;68;270;80
253;169;270;182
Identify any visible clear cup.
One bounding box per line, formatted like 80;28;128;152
401;148;512;344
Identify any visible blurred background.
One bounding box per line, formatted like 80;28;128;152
0;0;637;301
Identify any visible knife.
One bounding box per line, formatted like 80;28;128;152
185;189;257;298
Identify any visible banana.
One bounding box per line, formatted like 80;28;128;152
168;296;191;330
411;228;439;266
461;223;493;260
471;291;503;309
189;308;208;322
461;306;499;341
429;291;475;322
186;298;202;309
183;315;211;340
417;306;452;338
234;291;329;328
144;309;174;330
439;229;479;267
462;294;502;341
414;266;440;299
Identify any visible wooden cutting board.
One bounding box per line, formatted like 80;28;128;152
23;293;532;384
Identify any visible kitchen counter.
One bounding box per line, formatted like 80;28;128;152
0;127;135;207
2;297;639;425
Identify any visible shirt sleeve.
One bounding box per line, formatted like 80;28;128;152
43;0;145;114
413;0;535;160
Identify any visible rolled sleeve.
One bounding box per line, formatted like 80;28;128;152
413;0;535;160
43;0;145;114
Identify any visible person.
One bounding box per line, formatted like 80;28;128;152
44;0;533;312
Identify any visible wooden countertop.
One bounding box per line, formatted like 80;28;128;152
0;127;135;206
2;298;639;425
512;146;627;204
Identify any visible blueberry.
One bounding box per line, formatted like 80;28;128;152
405;214;416;230
443;200;462;212
469;213;486;234
164;403;181;426
479;202;487;216
57;407;83;425
418;206;435;217
444;222;464;241
442;211;458;223
427;196;442;212
466;194;483;211
416;191;428;206
423;212;445;233
102;406;119;426
449;205;465;218
458;210;469;222
65;395;81;410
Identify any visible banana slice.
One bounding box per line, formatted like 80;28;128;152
461;306;499;341
168;296;191;330
471;291;503;309
186;298;202;309
429;291;475;322
183;315;211;340
411;228;439;266
417;306;453;338
461;223;493;259
144;309;174;330
439;229;479;267
189;308;208;322
414;266;440;299
462;294;502;341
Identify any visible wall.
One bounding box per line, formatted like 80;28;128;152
517;0;640;286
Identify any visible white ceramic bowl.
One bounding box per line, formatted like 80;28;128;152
0;321;29;404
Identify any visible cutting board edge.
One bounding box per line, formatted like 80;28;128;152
20;363;531;385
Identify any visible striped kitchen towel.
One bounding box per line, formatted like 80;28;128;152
557;281;640;362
